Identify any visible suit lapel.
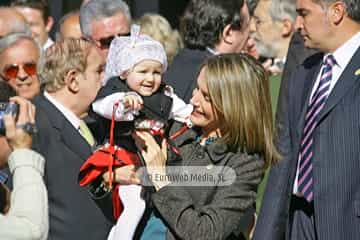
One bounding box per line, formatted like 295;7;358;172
296;60;323;136
36;95;92;162
60;120;92;161
318;46;360;121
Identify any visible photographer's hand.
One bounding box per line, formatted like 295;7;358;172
3;96;36;150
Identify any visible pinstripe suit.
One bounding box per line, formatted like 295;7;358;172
253;44;360;240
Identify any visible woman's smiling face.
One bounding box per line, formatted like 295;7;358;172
190;67;220;137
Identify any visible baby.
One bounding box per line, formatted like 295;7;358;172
79;25;192;240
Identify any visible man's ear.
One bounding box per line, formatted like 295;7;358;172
280;19;293;37
329;1;345;25
64;69;80;93
221;24;234;44
45;16;54;33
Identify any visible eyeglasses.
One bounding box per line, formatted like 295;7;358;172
98;32;131;49
2;63;37;79
84;32;130;50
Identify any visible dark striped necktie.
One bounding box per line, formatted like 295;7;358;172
297;54;336;202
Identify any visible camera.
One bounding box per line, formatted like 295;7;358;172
0;102;18;136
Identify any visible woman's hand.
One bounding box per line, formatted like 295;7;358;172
4;96;36;150
133;131;167;168
132;130;170;190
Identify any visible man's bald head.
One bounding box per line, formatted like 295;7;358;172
57;11;82;40
0;7;31;37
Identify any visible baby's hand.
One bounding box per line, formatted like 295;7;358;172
123;92;143;111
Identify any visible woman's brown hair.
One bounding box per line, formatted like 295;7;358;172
202;53;280;166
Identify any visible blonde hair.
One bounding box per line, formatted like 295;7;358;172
41;38;92;92
135;14;183;64
203;53;280;166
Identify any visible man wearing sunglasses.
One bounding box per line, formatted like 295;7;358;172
0;33;41;100
80;0;132;60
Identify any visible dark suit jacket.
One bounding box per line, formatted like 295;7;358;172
253;46;360;240
275;32;317;140
32;94;112;240
256;33;316;214
164;48;211;103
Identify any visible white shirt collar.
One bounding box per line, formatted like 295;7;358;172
44;91;81;130
274;57;286;65
330;31;360;69
43;38;54;50
206;47;219;55
273;57;286;70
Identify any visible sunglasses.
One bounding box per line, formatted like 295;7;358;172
84;32;131;50
2;63;37;79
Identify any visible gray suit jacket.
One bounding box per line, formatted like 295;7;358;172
150;125;264;240
33;94;112;240
253;46;360;240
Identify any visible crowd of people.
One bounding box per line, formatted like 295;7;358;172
0;0;359;239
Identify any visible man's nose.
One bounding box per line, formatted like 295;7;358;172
294;16;303;32
249;17;257;34
17;66;29;81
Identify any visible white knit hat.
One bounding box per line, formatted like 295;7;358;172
103;24;168;85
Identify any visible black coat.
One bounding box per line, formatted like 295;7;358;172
90;76;173;150
164;48;211;103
